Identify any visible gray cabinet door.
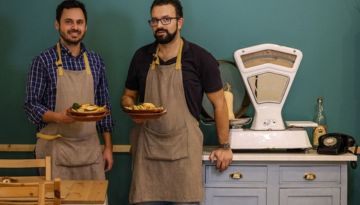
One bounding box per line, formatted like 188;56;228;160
205;188;266;205
280;188;340;205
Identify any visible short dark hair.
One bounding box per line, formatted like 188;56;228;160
56;0;87;23
151;0;183;18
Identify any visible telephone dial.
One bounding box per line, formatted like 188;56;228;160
317;133;358;169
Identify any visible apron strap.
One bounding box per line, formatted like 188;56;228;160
55;42;91;76
83;52;91;75
56;42;64;76
175;39;183;70
150;39;183;70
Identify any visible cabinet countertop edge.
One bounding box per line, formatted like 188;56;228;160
202;148;357;162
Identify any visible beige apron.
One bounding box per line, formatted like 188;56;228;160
129;40;204;204
35;42;105;181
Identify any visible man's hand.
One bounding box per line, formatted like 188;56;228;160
101;132;113;172
209;148;233;172
42;108;75;123
56;108;76;123
132;118;148;123
103;147;113;172
121;88;147;123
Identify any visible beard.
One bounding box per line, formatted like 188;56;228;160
154;28;177;44
59;29;86;45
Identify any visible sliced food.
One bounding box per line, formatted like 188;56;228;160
125;102;164;112
71;103;107;113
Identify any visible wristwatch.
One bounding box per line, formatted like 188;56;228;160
219;143;230;150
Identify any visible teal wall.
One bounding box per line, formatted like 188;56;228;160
1;0;360;204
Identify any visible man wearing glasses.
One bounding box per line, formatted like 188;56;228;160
121;0;233;204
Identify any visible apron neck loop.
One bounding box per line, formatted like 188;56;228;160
151;46;160;70
150;39;184;70
55;42;91;76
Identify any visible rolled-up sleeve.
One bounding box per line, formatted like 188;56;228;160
95;63;115;133
24;56;49;125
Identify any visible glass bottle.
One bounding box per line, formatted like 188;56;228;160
313;98;327;149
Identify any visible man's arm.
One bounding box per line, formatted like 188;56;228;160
102;132;113;172
206;89;233;172
94;61;115;172
24;56;51;124
42;109;76;123
121;88;138;110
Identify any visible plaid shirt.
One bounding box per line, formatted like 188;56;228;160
24;41;115;133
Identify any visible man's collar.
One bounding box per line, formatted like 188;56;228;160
148;37;189;54
58;40;86;55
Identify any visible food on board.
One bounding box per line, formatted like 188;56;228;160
125;102;164;111
71;103;107;113
71;103;82;110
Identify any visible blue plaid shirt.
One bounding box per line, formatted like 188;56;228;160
24;41;115;133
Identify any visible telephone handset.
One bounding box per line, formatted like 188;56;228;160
317;133;358;169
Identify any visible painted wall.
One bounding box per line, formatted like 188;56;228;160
1;0;360;204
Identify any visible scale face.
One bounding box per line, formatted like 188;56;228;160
241;49;297;68
243;50;297;104
231;44;312;151
248;72;289;104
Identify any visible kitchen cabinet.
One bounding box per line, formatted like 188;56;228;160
202;149;356;205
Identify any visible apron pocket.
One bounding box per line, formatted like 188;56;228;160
143;125;189;161
55;135;101;167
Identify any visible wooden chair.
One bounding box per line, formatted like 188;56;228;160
0;156;51;180
0;178;61;205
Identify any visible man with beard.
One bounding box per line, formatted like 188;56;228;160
24;0;114;189
121;0;233;204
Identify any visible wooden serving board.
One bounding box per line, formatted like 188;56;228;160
0;177;108;204
63;180;108;204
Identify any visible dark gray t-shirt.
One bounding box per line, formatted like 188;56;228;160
125;38;223;121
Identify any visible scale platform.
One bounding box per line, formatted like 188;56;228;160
229;129;310;150
229;121;316;152
229;44;314;152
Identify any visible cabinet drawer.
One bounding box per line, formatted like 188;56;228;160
205;165;267;184
279;165;341;184
280;188;340;205
205;188;266;205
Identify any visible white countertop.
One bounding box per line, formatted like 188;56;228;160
202;148;357;162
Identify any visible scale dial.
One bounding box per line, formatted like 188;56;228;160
241;49;297;68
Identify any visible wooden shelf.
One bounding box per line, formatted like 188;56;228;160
1;144;358;155
0;144;131;153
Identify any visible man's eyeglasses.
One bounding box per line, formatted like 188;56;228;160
148;17;178;27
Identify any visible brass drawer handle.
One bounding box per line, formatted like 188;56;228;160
229;172;243;179
303;173;316;180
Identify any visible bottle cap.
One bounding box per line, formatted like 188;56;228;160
317;98;323;102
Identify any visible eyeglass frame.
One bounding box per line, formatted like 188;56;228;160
148;17;179;27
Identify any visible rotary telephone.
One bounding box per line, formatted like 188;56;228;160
317;133;358;169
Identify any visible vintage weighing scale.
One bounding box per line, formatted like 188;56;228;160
230;43;315;151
